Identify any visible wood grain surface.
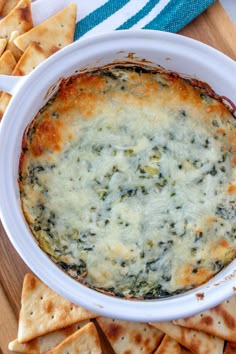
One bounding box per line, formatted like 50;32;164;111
0;1;236;353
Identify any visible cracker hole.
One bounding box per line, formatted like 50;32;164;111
58;43;62;47
218;321;221;325
30;311;34;315
121;337;124;340
51;315;55;319
70;307;73;311
60;24;64;27
40;296;43;300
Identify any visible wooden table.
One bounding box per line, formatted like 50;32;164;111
0;1;236;353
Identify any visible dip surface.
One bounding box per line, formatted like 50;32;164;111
19;65;236;298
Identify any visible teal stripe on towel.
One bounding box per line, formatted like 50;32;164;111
144;0;216;32
74;0;130;39
117;0;161;30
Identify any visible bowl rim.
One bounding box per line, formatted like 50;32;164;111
0;29;235;322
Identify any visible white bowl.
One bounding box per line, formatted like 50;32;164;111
0;30;235;322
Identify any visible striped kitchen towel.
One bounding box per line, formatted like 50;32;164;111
32;0;216;40
73;0;216;40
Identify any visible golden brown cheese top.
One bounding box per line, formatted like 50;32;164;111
19;66;236;299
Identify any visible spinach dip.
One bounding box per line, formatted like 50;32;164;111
19;65;236;299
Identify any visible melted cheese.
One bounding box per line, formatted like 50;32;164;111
19;66;236;298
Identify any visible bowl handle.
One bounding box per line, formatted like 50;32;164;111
0;75;24;95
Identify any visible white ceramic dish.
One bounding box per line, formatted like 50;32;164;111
0;30;235;322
